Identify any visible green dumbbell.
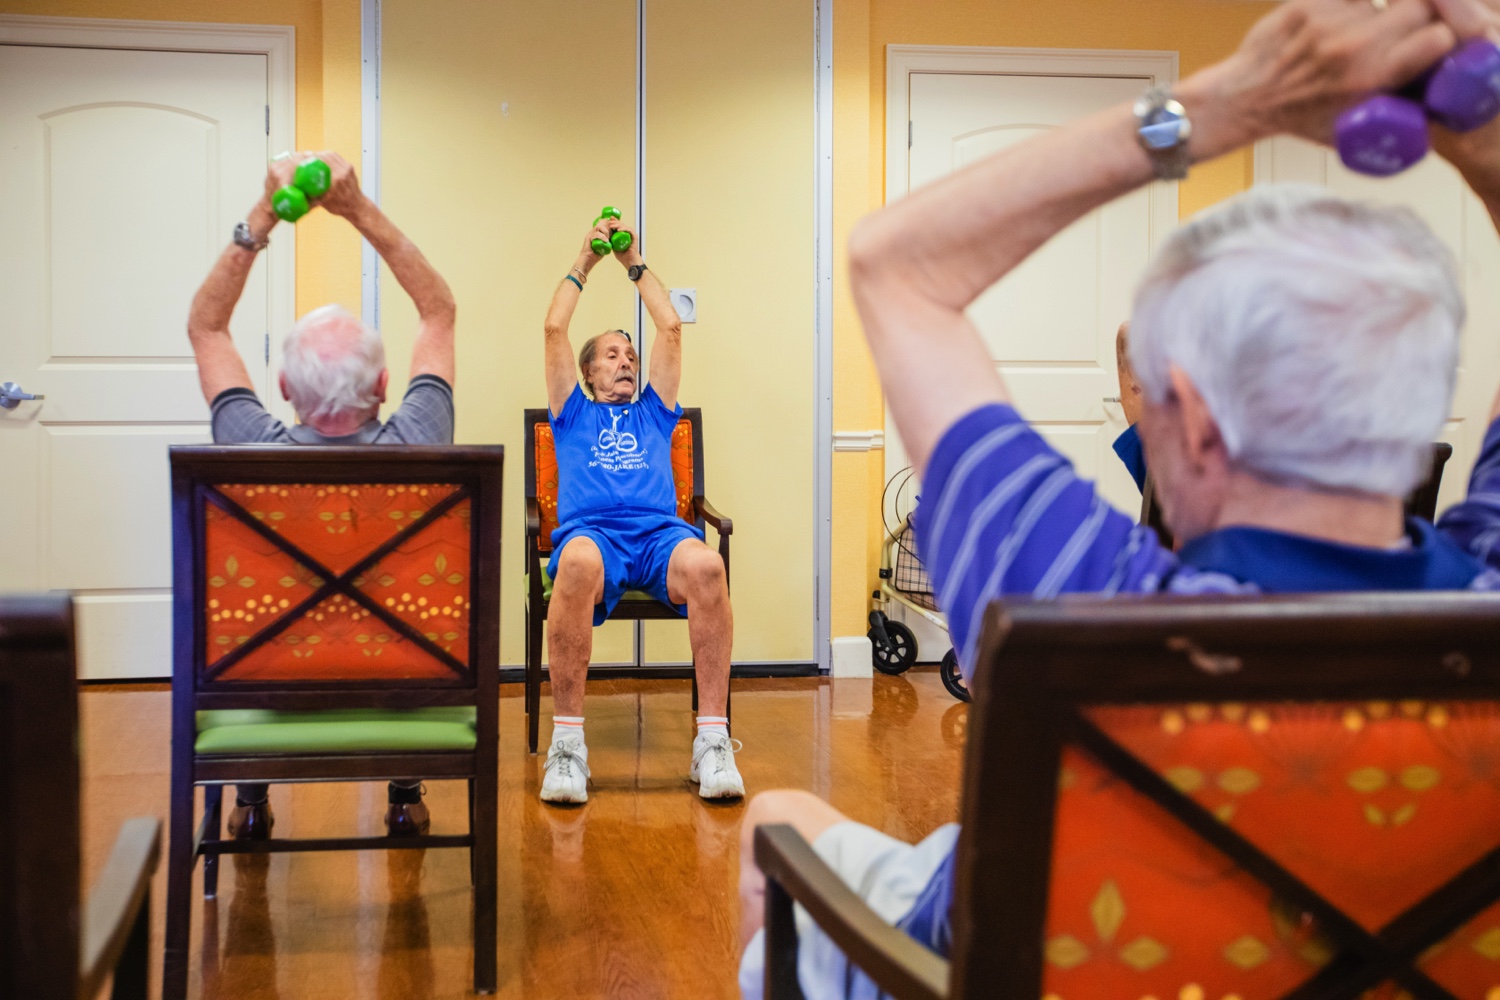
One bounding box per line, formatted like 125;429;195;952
589;206;634;255
271;158;333;223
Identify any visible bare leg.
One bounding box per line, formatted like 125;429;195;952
666;538;732;717
738;790;850;949
547;537;605;718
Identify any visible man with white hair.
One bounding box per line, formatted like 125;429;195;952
186;151;456;839
738;0;1500;994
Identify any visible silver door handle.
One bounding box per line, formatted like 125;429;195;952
1;381;44;410
1103;396;1121;403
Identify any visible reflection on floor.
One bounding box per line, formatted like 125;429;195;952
81;672;966;999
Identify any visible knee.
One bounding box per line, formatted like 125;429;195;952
554;540;604;591
681;547;727;598
742;790;822;848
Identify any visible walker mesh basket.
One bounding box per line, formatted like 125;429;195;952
891;522;939;612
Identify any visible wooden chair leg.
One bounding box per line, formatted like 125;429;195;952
110;883;152;1000
473;768;499;992
527;604;542;754
163;769;197;1000
202;784;223;899
468;778;477;886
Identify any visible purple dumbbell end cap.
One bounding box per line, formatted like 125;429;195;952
1425;38;1500;132
1335;95;1429;177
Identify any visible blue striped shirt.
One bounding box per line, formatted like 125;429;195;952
892;402;1500;962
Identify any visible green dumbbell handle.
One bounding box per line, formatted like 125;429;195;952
271;157;331;223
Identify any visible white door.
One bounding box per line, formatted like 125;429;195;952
1255;138;1500;515
890;70;1175;517
0;44;271;679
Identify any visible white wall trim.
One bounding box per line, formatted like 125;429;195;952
360;0;381;328
813;0;834;674
885;44;1179;206
0;13;297;408
832;430;884;452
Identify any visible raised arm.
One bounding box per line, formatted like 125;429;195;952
185;164;295;404
315;153;457;386
1431;2;1500;229
543;223;613;416
850;0;1458;476
610;224;684;409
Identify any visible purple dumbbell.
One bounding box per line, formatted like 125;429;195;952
1425;37;1500;132
1335;94;1430;177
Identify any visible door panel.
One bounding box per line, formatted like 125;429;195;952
895;70;1167;517
1256;136;1500;515
0;45;268;679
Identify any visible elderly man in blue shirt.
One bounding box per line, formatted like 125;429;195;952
737;0;1500;994
536;219;743;805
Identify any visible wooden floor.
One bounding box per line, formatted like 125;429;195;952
81;671;966;999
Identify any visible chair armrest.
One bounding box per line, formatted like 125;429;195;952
696;496;732;536
78;816;161;999
754;823;948;1000
526;498;541;539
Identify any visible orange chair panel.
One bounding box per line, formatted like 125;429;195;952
533;418;695;554
355;497;472;662
212;593;457;682
1040;702;1500;1000
214;482;462;573
203;503;322;660
204;484;472;682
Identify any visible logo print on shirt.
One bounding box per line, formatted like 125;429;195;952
590;407;648;472
597;410;639;455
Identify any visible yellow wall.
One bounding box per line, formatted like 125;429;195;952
0;0;364;315
827;0;1277;640
380;0;815;666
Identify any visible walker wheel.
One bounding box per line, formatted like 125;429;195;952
868;619;917;675
940;649;970;702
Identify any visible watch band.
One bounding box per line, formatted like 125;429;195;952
232;221;269;253
1133;86;1192;181
628;263;648;282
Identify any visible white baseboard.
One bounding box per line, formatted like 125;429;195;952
830;636;873;679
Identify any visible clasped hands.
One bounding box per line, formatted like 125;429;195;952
1185;0;1500;189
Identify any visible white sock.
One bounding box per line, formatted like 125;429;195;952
551;716;585;752
696;716;729;739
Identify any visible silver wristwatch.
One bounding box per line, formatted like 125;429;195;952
232;221;269;252
1133;86;1192;181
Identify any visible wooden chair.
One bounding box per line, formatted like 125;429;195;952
757;591;1500;1000
523;407;732;753
1141;441;1455;548
0;593;161;1000
164;445;503;998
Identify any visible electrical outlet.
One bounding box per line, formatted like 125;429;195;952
670;288;697;324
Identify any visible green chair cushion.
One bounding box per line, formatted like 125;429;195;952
195;707;476;755
529;566;657;603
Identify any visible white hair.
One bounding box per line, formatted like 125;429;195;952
281;304;386;424
1129;184;1464;497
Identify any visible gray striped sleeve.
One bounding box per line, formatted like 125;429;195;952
376;375;454;445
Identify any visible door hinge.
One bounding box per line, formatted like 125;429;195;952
265;105;270;136
908;120;913;148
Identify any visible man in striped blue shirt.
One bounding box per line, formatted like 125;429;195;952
738;0;1500;995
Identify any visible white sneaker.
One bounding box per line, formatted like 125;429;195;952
541;737;590;804
690;732;745;799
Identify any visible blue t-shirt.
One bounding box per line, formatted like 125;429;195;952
888;403;1500;968
1112;423;1147;492
550;382;682;524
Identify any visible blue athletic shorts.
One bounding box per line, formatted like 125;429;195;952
547;509;706;625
